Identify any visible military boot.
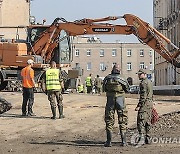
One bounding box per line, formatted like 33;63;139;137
136;134;145;146
51;106;56;120
58;105;65;119
104;130;112;147
145;135;151;144
120;130;127;146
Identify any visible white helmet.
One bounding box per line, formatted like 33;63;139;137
27;59;34;65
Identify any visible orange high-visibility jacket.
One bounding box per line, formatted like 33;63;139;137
21;66;34;88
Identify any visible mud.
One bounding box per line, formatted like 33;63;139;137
0;92;179;154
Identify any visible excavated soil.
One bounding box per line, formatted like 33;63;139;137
0;92;180;154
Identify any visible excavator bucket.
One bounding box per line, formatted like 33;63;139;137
0;97;12;114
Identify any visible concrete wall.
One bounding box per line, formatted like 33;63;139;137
0;0;29;40
153;0;180;86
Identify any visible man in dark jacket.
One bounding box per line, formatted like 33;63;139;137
103;64;129;147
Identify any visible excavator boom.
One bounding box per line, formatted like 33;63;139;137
0;14;180;113
30;14;180;67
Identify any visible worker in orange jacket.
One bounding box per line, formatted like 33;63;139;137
21;59;36;116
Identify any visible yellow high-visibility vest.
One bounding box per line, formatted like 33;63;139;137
86;77;92;86
46;69;61;90
78;85;83;93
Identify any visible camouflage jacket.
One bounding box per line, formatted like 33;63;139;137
94;77;103;88
103;73;129;97
137;77;153;109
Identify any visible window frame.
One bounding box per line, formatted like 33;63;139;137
149;62;152;70
127;49;132;57
100;62;105;71
75;49;79;57
140;49;144;57
112;49;117;57
87;62;92;70
140;62;145;69
127;62;132;71
100;49;104;57
149;49;152;57
87;49;91;57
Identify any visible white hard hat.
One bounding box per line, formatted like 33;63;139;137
27;59;34;64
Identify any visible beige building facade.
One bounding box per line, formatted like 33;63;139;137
0;0;30;41
71;37;154;86
153;0;180;86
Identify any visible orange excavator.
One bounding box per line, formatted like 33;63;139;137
28;14;180;67
0;14;180;93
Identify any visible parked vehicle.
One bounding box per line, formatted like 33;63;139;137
129;85;139;94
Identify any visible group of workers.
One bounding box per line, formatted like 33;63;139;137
77;74;103;95
21;59;153;147
21;59;65;119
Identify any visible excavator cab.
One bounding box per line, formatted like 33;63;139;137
27;25;48;45
26;25;72;65
26;25;73;92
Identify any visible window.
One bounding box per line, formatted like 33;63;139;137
87;49;91;56
87;62;91;70
149;50;152;57
149;62;152;70
100;49;104;57
59;30;71;63
127;62;132;70
140;49;144;57
100;62;106;71
140;62;145;69
112;49;117;57
75;49;79;56
127;49;132;57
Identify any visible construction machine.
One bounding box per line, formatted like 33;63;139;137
0;14;180;113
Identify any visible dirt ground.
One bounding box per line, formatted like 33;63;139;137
0;92;180;154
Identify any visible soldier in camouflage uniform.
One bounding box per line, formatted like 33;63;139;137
135;69;153;144
103;64;129;147
94;75;103;95
45;61;65;120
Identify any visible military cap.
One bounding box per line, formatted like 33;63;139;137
136;69;146;74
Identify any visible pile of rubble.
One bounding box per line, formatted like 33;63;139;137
151;111;180;137
126;111;180;140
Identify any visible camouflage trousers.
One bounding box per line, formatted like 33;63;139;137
105;96;128;133
47;90;63;108
137;106;152;136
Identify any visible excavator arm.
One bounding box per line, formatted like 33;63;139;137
123;14;180;68
30;14;180;68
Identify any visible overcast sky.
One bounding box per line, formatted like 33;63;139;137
31;0;153;42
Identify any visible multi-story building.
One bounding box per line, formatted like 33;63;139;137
71;36;154;86
153;0;180;86
0;0;30;41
